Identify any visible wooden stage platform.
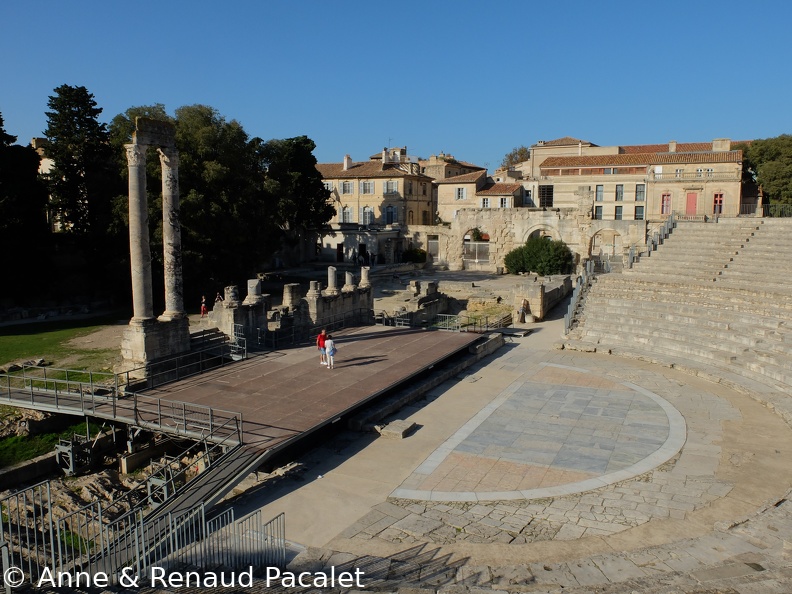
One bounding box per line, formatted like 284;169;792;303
142;326;481;454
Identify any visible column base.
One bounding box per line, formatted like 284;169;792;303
119;317;191;377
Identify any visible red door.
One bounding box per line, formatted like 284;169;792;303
686;193;697;215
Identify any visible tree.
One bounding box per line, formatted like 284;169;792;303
738;135;792;205
43;85;121;235
0;112;51;300
260;135;334;261
504;236;573;276
500;145;531;169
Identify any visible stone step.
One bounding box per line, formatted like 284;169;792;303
578;306;792;348
578;327;792;388
595;277;792;304
581;322;759;360
586;292;792;319
581;310;792;356
568;335;791;395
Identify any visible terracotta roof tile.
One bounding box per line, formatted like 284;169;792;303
620;142;713;154
477;183;523;196
533;136;597;147
316;161;432;180
540;150;742;168
435;170;488;184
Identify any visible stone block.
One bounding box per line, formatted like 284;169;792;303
378;420;418;439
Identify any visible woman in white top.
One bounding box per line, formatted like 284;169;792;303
325;335;336;369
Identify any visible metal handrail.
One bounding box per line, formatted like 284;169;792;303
0;367;243;446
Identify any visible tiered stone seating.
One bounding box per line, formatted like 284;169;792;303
565;218;792;424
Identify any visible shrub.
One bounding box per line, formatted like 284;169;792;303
401;248;427;263
504;237;573;275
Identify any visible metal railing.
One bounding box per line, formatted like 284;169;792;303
425;313;512;333
1;481;287;590
651;171;739;181
0;366;243;446
564;261;593;335
763;203;792;217
120;340;244;392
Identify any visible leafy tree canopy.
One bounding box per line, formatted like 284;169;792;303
260;135;334;244
0;112;17;146
738;134;792;205
43;84;121;236
0;111;52;291
504;236;573;276
500;145;530;169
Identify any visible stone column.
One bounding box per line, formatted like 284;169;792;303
359;266;371;289
243;279;264;305
224;285;241;305
125;144;154;320
306;281;322;298
326;266;340;296
282;283;301;309
342;271;357;292
158;147;185;320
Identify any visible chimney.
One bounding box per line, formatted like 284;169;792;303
343;154;352;171
712;138;731;152
668;141;677;153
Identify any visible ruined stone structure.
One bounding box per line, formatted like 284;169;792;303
210;280;269;343
406;208;650;273
275;267;374;332
120;119;190;371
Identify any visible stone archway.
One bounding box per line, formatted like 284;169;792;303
521;224;559;243
462;228;490;270
589;229;623;258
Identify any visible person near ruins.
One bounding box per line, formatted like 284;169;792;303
325;334;337;370
200;295;208;317
316;328;328;365
214;292;223;305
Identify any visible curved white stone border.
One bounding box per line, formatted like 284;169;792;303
391;363;688;502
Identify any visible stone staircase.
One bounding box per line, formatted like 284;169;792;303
564;218;792;423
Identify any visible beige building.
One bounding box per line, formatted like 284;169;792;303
419;152;484;180
436;170;524;223
316;147;435;227
499;137;746;220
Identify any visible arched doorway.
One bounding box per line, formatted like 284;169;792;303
462;228;490;270
590;230;623;272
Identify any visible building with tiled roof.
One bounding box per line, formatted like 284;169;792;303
435;170;526;222
418;152;485;180
496;138;747;220
315;147;436;264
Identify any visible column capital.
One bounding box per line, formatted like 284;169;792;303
157;146;179;168
125;143;148;166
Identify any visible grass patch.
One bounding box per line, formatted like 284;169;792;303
0;420;103;469
0;313;123;370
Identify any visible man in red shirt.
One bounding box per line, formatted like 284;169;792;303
316;328;327;365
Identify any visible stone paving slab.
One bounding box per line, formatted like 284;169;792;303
392;358;687;502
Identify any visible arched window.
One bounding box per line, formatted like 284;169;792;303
341;206;352;223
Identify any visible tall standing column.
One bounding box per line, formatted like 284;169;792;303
125;143;154;320
158;147;185;320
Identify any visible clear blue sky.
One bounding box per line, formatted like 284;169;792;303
2;1;791;170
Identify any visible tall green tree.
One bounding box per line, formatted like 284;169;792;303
738;135;792;205
43;85;121;235
260;135;334;260
0;112;51;301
